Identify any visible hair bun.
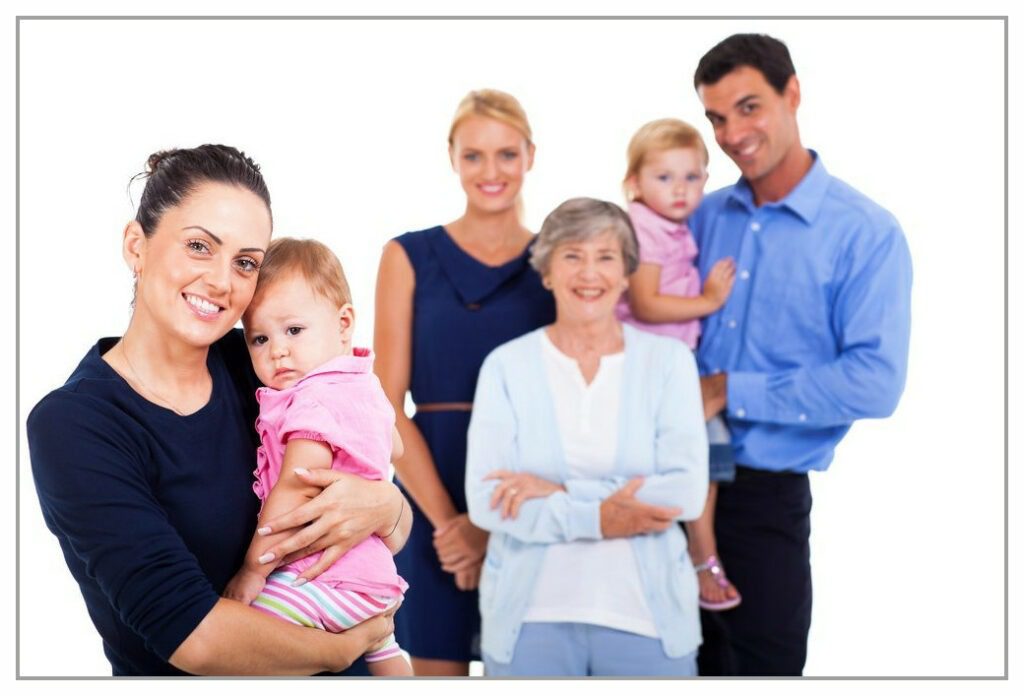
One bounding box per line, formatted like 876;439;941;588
146;149;179;174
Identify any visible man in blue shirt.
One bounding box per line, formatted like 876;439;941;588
688;34;912;675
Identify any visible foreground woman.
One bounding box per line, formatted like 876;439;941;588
28;145;410;675
466;197;709;676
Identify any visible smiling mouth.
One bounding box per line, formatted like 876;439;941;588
733;141;760;161
183;293;225;320
478;183;507;195
573;288;606;301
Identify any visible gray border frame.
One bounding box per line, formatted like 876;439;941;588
14;13;1007;683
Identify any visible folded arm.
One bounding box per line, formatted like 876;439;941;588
726;228;912;428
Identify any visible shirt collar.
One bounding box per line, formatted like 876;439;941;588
628;201;691;237
300;347;373;381
726;150;829;225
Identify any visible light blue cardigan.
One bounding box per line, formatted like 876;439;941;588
465;324;709;663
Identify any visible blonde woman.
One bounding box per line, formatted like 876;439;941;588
374;90;555;675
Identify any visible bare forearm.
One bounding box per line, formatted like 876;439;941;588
392;413;459;529
630;291;718;324
242;482;318;575
170;599;365;675
378;484;413;554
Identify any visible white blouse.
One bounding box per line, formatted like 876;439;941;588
521;331;658;638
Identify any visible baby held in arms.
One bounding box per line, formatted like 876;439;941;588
224;237;411;676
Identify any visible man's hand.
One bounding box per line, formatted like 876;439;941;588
701;372;728;421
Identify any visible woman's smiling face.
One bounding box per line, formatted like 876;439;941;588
127;181;272;349
449;115;534;214
544;230;629;326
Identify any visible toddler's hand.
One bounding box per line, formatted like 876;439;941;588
703;258;737;308
223;569;267;605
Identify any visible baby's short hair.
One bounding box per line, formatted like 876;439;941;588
623;118;709;200
254;237;352;307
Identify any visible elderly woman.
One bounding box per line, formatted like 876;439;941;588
465;197;709;676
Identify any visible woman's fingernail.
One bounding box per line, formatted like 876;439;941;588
291;577;307;587
294;467;309;476
256;526;271;536
258;552;275;564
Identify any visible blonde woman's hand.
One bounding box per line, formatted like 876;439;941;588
433;513;488;573
454;560;482;591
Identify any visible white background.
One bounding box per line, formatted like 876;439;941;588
6;0;1018;689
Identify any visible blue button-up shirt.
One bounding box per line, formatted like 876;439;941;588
690;153;912;473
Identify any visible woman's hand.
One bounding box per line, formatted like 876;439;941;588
485;469;566;519
599;478;682;538
454;560;482;591
256;468;404;584
432;513;488;574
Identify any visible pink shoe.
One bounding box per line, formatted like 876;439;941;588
694;555;742;611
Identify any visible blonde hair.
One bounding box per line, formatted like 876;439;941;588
623;118;709;201
448;88;533;146
251;237;351;309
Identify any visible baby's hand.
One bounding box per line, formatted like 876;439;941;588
223;568;267;605
703;258;737;308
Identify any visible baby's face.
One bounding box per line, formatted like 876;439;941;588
244;272;352;390
633;147;708;222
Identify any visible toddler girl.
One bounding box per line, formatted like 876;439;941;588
224;237;411;675
614;118;741;612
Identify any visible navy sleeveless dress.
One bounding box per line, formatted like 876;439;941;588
392;226;555;661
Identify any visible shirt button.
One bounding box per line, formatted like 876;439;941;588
736;408;747;418
750;222;761;232
728;319;737;329
798;413;808;422
740;270;750;280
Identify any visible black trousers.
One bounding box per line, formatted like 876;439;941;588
696;465;813;676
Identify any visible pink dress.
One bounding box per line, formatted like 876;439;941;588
615;201;703;350
253;348;407;597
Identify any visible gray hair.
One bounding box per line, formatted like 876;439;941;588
530;197;639;277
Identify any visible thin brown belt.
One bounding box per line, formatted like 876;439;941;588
415;401;473;413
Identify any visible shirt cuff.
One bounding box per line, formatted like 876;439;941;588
726;370;767;421
566;498;603;541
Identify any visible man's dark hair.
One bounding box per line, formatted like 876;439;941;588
694;33;796;94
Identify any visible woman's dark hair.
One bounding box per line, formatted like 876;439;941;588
133;144;271;236
693;33;796;94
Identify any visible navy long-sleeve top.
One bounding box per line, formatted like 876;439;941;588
28;331;260;674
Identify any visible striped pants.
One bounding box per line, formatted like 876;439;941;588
253;569;403;663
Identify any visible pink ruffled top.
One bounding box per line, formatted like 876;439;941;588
253;348;407;597
615;201;703;350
